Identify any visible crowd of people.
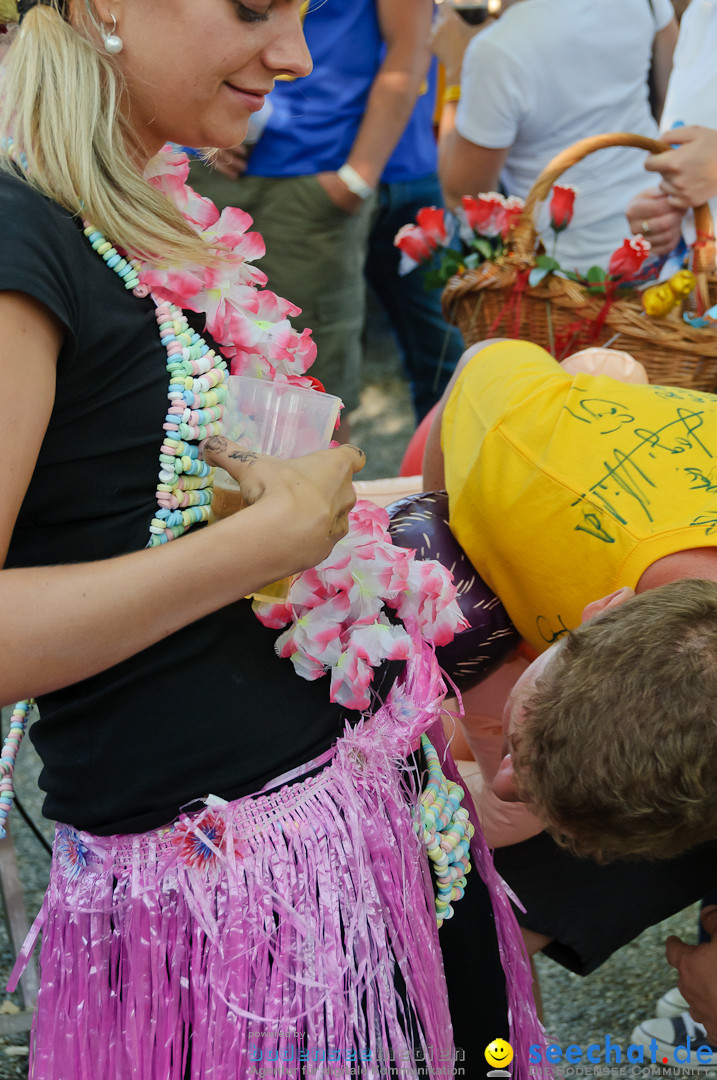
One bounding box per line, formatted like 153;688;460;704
2;0;717;1077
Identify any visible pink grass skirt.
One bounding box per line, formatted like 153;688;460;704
13;646;546;1079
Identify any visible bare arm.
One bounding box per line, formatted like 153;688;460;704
438;129;508;212
0;292;364;704
318;0;434;212
431;4;507;210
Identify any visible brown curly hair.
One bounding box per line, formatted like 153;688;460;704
512;579;717;863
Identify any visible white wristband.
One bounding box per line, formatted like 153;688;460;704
337;163;375;201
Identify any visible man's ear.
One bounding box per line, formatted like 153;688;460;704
581;585;635;625
492;753;522;802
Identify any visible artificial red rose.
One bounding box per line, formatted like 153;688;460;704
500;195;525;239
394;223;435;264
549;184;577;233
415;205;449;247
461;193;508;237
394;207;449;270
607;236;651;281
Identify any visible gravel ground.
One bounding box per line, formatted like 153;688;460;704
0;308;709;1078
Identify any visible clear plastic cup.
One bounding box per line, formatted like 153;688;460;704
211;376;342;603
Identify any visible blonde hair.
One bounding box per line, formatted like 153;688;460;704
0;0;217;267
513;579;717;863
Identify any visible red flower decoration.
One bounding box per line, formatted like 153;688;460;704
460;193;524;240
549;184;577;234
415;206;449;247
394;223;435;264
394;207;448;268
607;236;651;281
172;809;247;871
461;193;508;238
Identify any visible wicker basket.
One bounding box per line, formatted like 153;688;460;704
442;133;717;392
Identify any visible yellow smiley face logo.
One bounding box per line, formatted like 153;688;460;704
485;1038;514;1069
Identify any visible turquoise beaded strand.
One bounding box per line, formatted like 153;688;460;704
82;226;144;293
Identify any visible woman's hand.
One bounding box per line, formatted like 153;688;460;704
645;125;717;209
625;186;685;256
202;437;365;572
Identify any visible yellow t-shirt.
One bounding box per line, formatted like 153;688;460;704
442;341;717;652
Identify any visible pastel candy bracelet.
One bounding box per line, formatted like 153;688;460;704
420;734;475;927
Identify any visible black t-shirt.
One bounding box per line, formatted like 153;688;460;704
0;171;354;834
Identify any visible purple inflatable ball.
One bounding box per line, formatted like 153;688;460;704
387;490;519;692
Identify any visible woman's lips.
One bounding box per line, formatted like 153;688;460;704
224;84;269;112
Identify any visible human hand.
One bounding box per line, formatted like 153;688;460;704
212;143;250;180
202;437;365;571
315;171;365;215
430;4;489;84
665;905;717;1043
645;125;717;210
625;187;685;256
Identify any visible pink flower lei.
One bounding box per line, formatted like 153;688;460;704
253;501;468;712
143;146;467;712
142;146;317;382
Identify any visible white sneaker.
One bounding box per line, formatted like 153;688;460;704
657;986;691;1018
631;1013;717;1070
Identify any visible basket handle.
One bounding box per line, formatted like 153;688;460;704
510;132;715;274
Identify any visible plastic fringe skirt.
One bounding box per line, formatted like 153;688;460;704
11;642;548;1079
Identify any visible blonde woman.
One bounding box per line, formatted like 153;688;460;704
0;1;546;1076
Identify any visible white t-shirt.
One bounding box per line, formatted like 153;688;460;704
456;0;674;273
660;0;717;243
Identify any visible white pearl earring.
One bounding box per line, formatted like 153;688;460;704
102;14;123;54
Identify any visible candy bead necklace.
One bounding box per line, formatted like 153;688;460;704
80;223;229;546
0;702;33;833
82;225;144;294
420;734;474;927
149;301;227;544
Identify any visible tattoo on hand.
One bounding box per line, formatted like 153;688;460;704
227;450;258;464
203;436;257;467
203;436;228;453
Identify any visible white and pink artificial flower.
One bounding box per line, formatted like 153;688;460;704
254;501;467;711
